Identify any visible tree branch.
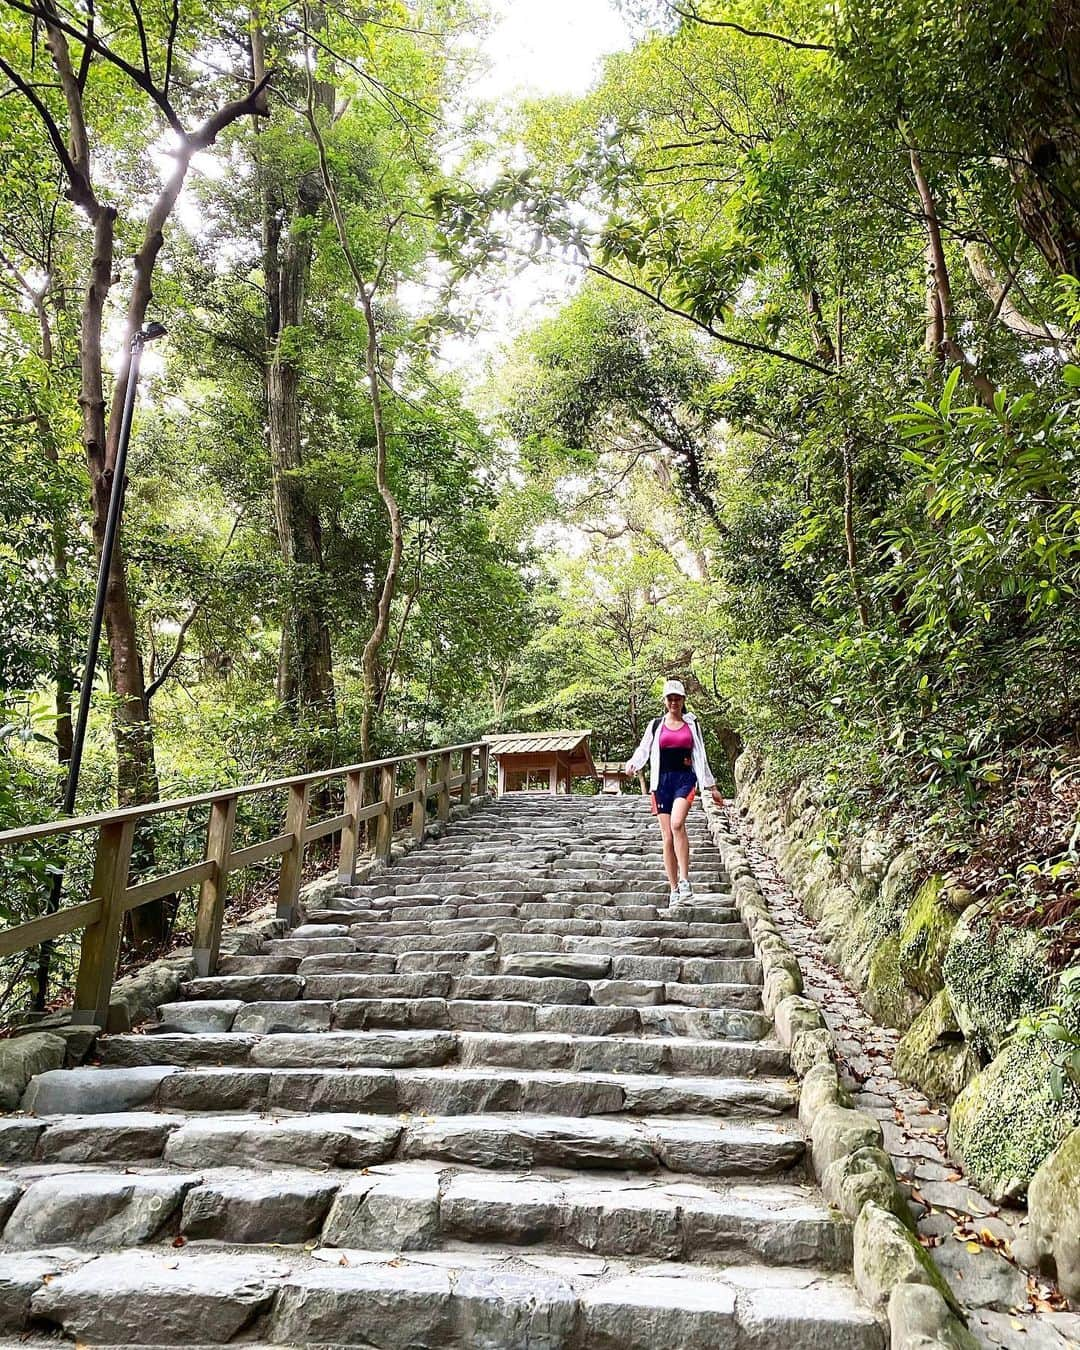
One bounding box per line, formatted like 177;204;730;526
0;51;89;206
587;262;836;377
2;0;185;133
671;3;832;52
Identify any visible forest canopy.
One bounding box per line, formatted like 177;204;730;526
3;0;1080;1010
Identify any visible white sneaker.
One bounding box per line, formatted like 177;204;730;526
678;877;694;900
668;887;680;906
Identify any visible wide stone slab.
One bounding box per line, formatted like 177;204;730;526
249;1029;457;1069
98;1033;258;1068
31;1249;287;1343
4;1171;195;1248
501;952;613;980
580;1272;738;1348
37;1111;184;1163
22;1065;178;1115
154;1000;243;1033
163;1113;402;1169
180;974;305;1001
233;1000;334;1033
181;1170;340;1243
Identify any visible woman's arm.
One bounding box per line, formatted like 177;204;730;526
625;722;655;774
691;719;724;803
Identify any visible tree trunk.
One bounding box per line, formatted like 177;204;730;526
257;20;337;727
1007;1;1080;279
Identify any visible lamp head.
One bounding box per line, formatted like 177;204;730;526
140;321;168;342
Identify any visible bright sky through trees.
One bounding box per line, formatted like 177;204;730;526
476;0;631;98
432;0;633;368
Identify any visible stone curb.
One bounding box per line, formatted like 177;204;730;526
703;799;975;1348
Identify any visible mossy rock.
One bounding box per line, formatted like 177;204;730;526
948;1038;1080;1202
865;934;926;1030
1015;1125;1080;1300
854;1202;962;1314
942;910;1055;1059
896;876;957;999
894;989;980;1104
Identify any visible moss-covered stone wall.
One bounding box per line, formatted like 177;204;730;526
736;748;1080;1201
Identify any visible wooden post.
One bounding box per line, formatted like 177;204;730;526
437;751;452;822
549;757;559;795
496;756;505;797
338;770;364;886
193;795;237;977
412;756;428;841
73;818;137;1026
461;747;473;807
374;763;396;861
478;743;490;799
278;782;311;924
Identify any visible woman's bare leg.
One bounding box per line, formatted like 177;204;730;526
657;814;678;888
670;796;692;880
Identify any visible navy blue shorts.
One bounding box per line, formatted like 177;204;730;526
651;770;698;815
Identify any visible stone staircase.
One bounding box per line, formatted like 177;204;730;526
0;794;885;1348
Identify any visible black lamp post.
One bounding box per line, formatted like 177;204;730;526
34;321;168;1012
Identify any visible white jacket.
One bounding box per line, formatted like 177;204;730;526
625;711;716;793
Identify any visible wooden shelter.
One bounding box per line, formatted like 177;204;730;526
485;731;597;796
594;761;642;794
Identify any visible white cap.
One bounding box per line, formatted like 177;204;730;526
662;679;686;698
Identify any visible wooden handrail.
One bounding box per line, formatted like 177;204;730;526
0;740;488;847
0;740;489;1027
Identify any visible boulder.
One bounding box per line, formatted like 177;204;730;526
791;1028;835;1076
0;1032;65;1110
942;909;1054;1059
854;1202;960;1314
865;935;926;1030
1013;1124;1080;1300
894;989;980;1104
948;1038;1080;1202
810;1105;883;1178
821;1145;912;1227
896;876;957;999
798;1063;850;1130
888;1284;980;1350
774;995;825;1048
108;957;195;1033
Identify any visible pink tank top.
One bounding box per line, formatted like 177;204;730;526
658;721;693;750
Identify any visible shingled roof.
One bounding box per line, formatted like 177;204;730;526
484;730;592;755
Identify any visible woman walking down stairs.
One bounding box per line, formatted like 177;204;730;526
0;795;883;1348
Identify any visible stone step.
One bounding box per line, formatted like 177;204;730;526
0;1163;849;1268
153;997;772;1040
26;1061;796;1119
331;917;748;940
286;949;762;986
15;1245;882;1348
299;972;763;1010
103;1029;789;1077
3;1109;805;1177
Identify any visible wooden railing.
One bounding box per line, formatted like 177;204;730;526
0;741;490;1027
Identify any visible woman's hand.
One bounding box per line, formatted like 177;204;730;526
710;787;725;808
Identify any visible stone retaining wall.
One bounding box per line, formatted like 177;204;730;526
734;750;1080;1207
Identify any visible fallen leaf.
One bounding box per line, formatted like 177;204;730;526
172;1235;186;1249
